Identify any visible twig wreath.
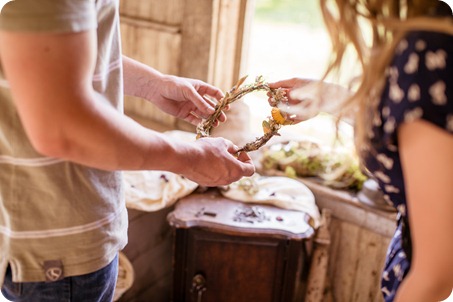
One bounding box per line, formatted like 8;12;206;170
196;76;293;153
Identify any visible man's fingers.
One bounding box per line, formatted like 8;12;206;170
237;150;251;163
237;151;255;176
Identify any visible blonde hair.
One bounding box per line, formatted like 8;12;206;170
319;0;453;154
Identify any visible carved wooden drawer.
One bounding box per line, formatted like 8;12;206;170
167;191;314;302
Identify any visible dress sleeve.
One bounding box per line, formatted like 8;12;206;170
0;0;97;33
379;31;453;146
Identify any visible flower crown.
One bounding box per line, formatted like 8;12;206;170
196;76;292;153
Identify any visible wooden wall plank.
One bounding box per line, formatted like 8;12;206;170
119;236;173;302
120;20;181;76
209;0;252;90
325;216;342;300
119;0;184;26
179;0;215;82
330;220;361;302
352;230;388;302
120;20;182;126
180;0;252;90
120;207;175;302
323;217;390;302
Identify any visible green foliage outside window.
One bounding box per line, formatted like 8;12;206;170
254;0;324;28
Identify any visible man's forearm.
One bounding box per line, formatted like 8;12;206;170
122;55;163;98
34;89;190;173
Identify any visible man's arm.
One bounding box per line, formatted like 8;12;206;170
0;29;254;185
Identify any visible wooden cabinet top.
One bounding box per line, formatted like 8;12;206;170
167;190;314;240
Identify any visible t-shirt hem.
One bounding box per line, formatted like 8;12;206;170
10;245;124;283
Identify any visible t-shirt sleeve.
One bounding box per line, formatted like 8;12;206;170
380;31;453;145
0;0;97;33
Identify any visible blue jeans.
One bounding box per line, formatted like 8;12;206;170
1;255;118;302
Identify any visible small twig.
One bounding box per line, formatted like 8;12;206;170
237;127;281;153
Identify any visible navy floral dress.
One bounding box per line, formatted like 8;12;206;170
365;31;453;302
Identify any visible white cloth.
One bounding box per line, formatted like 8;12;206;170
124;170;198;212
123;130;320;229
221;174;321;228
124;130;198;211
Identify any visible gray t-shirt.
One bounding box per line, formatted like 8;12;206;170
0;0;127;284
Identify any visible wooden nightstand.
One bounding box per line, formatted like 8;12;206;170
167;190;315;302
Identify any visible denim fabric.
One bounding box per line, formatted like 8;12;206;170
1;255;118;302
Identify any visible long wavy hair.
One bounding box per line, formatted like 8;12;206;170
319;0;453;155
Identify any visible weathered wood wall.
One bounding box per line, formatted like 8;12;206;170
119;207;175;302
120;0;253;132
327;219;391;302
300;179;395;302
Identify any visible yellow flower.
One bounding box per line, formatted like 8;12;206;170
271;107;288;125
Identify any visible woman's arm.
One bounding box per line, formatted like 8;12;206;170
395;120;453;301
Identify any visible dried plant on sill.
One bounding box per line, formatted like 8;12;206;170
196;75;292;153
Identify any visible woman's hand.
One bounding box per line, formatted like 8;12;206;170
267;77;323;124
267;77;352;124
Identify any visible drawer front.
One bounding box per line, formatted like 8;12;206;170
173;228;302;302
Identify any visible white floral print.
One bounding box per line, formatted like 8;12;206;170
377;153;394;170
426;49;447;70
375;171;391;183
384;117;396;133
396;39;408;54
447;115;453;131
429;81;447;105
415;39;426;51
407;84;420;102
385;185;400;194
382;106;391;118
397;204;406;216
404;53;419;74
389;83;404;103
404;107;423;122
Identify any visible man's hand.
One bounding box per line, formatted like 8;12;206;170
177;137;255;187
145;75;226;126
122;56;227;126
